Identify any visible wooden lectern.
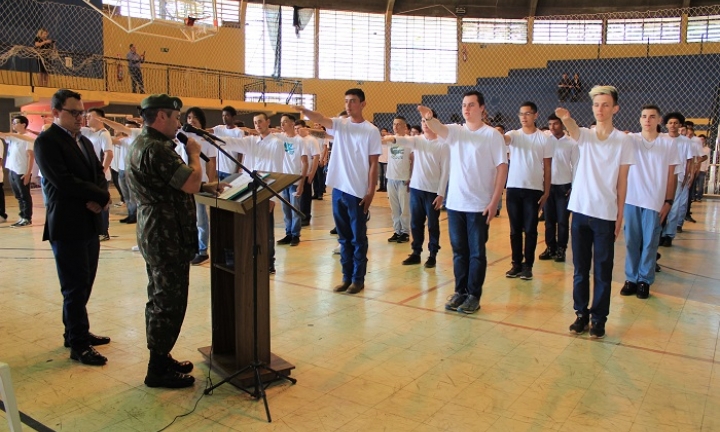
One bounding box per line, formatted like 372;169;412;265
195;172;300;388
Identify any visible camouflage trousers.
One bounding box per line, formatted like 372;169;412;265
145;262;190;355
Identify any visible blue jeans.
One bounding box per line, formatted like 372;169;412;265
387;179;410;235
410;188;441;257
661;181;689;238
624;204;661;285
694;171;707;200
447;210;489;299
218;171;232;181
506;187;543;267
544;183;571;251
196;202;209;254
281;185;302;237
332;189;368;284
571;213;615;324
118;170;137;217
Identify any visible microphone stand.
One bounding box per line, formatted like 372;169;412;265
200;133;299;422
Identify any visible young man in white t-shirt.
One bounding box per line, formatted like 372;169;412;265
539;113;577;264
275;114;309;246
503;102;553;280
384;116;413;243
0;137;6;223
82;108;114;241
296;89;381;294
378;128;389;192
3;116;36;227
693;134;710;201
620;105;679;300
556;85;635;339
211;106;245;180
418;91;508;314
101;117;142;223
682;121;707;224
294;120;322;226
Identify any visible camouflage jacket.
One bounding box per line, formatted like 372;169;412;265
126;126;198;266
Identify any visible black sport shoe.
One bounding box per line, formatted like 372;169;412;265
99;233;110;242
685;215;697;223
636;282;650;299
277;235;292;245
190;254;209;265
396;233;410;243
677;226;683;233
519;266;533;280
444;293;467;311
330;227;338;235
589;321;606;339
569;315;589;335
554;248;566;263
664;237;673;247
457;295;481;314
506;264;522;278
402;254;421;265
388;233;400;242
538;247;555;260
290;236;300;246
620;281;637;296
424;256;436;268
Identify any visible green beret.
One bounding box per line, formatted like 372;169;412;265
140;94;183;111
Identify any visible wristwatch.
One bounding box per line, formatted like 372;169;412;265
664;199;674;206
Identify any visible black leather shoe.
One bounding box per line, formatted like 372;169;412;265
402;254;421;265
64;333;111;348
333;281;351;292
620;281;637;296
168;354;193;374
347;282;365;294
424;256;436;268
70;346;107;366
144;369;195;388
636;282;650;299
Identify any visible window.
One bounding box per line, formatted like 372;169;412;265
245;92;315;110
462;18;527;44
533;19;603;44
319;10;385;81
101;0;239;24
606;17;681;44
244;4;315;78
687;15;720;43
390;16;457;83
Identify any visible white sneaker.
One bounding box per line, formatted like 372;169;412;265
333;245;341;255
0;216;6;223
131;245;140;251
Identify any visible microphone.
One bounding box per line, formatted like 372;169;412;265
181;123;226;144
176;132;210;162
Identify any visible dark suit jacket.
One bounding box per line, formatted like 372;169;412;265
34;123;110;242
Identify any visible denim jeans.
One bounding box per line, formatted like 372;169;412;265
506;187;543;268
332;189;368;284
387;179;410;235
661;181;689;238
694;171;707;200
571;212;615;324
118;170;137;217
218;171;231;181
410;188;441;257
447;210;489;299
281;184;302;237
543;183;571;251
624;204;661;285
196;202;209;254
9;171;33;220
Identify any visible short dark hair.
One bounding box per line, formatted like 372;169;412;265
185;107;206;129
294;119;307;127
88;107;105;117
380;127;388;132
641;104;661;116
521;101;538;113
222;106;237;117
233;120;245;127
494;125;506;133
548;113;562;122
125;119;141;127
663;112;685;125
51;89;82;110
345;88;365;103
411;125;422;134
339;110;348;116
12;115;29;126
282;114;297;122
393;115;407;126
685;120;695;128
462;90;485;106
698;133;706;139
253;112;269;121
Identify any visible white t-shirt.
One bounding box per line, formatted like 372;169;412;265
625;133;681;213
212;125;245;174
175;132;218;182
0;140;4;183
665;134;694;178
385;138;413;181
224;133;285;173
545;132;578;185
690;136;703;159
276;133;309;177
395;135;449;196
118;128;142;171
505;129;553;191
4;133;35;175
379;144;389;164
444;124;508;213
568;128;636;221
326;117;382;199
701;146;711;172
81;127;113;161
304;135;322;157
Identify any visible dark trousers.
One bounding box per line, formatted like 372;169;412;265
378;162;388;191
101;182;110;235
410;188;441;257
333;189;369;284
694;171;707;200
506;187;543;268
130;67;144;93
10;171;33;220
301;178;313;222
313;168;326;198
145;262;189;355
50;237;101;350
110;168;125;203
544;183;571;251
447;209;489;299
0;182;7;219
571;212;615;324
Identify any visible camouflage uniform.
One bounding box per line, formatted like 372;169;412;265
125;126;198;356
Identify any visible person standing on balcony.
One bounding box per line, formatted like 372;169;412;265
127;44;145;94
34;28;54;87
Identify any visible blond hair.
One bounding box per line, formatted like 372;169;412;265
588;85;618;105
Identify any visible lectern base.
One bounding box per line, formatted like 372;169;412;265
198;346;295;388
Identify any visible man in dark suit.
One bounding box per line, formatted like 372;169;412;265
34;89;112;366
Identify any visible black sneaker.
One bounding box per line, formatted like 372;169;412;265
554;248;566;263
620;281;637;296
457;295;481;314
677;226;683;233
396;233;410;243
444;293;467;311
664;237;673;247
269;266;276;275
636;282;650;299
402;254;421;265
505;264;522;278
290;236;300;246
519;267;533;280
538;247;555;260
99;234;110;242
569;315;589;335
656;264;661;273
685;215;697;223
190;254;209;265
589;321;606;339
424;256;436;268
388;233;400;242
277;235;292;245
330;227;337;235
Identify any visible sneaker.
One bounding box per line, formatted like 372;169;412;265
99;234;111;242
589;321;606;339
333;245;341;254
402;254;421;265
569;315;589;335
113;201;125;207
333;281;351;292
10;218;31;227
277;235;292;245
424;256;436;268
505;264;522;278
554;248;566;263
0;216;6;223
457;295;481;314
347;282;365;294
519;267;533;280
388;233;400;242
685;215;697;223
620;281;637;296
269;266;276;275
330;227;338;235
290;236;300;246
191;254;209;266
664;237;673;247
538;247;555;260
636;282;650;299
677;226;683;233
396;233;410;243
656;264;662;273
301;219;310;227
445;293;467;311
131;245;140;251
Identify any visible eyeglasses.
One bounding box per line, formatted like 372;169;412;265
518;112;536;117
62;108;86;118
